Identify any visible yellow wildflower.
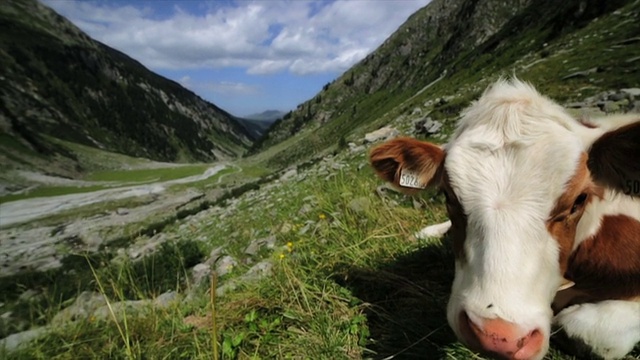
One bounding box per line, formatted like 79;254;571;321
279;253;285;260
319;213;326;220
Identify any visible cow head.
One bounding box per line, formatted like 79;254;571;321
369;79;640;360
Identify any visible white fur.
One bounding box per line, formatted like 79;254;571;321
415;220;451;239
575;188;640;248
555;300;640;359
441;79;640;359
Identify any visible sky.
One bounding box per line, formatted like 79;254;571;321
42;0;430;117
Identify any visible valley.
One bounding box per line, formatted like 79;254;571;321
1;0;640;358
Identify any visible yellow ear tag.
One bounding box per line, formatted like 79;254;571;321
399;169;427;189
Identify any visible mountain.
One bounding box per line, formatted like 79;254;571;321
235;110;284;140
244;110;286;122
250;0;639;168
0;0;254;178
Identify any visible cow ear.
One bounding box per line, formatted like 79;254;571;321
587;121;640;196
369;137;444;192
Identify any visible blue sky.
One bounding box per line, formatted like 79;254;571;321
43;0;430;117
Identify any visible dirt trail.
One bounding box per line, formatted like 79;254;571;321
0;164;228;227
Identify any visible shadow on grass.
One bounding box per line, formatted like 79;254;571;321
334;238;459;359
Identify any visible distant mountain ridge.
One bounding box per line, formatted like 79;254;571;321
234;110;283;141
0;0;255;178
244;110;286;122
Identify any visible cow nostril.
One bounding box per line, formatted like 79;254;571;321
457;311;546;360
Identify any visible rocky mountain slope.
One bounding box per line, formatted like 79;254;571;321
235;110;283;140
0;0;253;179
250;0;639;168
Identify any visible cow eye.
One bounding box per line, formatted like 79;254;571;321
570;193;588;214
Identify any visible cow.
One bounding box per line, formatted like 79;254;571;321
369;79;640;360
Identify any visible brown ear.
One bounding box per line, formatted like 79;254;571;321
369;137;444;191
587;121;640;197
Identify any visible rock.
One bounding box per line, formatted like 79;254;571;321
411;107;423;115
561;67;600;80
348;197;371;214
205;247;224;265
565;102;589;108
298;203;313;216
364;127;399;143
18;289;39;302
302;195;317;203
191;263;211;286
243;260;273;281
0;327;47;352
115;208;129;215
280;223;293;234
601;101;620;113
621;88;640;97
414;118;443;135
215;281;237;297
280;168;298;181
52;291;106;324
215;255;237;277
154;291;178;308
93;300;149;321
244;235;277;256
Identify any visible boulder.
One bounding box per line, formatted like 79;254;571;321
364;127;399;143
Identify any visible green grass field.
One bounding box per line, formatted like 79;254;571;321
5;148;638;359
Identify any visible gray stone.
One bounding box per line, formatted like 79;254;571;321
348;197;372;214
280;168;298;181
18;289;38;302
115;208;129;215
298;203;313;216
601;101;620;113
192;263;211;286
93;300;149;321
364;127;399;143
244;235;277;256
607;92;627;102
52;291;106;324
414;118;443;135
243;261;273;281
0;327;47;352
205;247;225;265
621;88;640;97
154;291;178;308
215;255;237;277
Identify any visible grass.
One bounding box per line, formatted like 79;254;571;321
7;147;635;359
84;164;209;182
0;163;224;204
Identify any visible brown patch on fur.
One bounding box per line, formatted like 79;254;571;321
369;137;445;192
588;121;640;197
546;153;602;274
565;215;640;302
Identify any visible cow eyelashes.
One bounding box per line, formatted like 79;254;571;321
570;193;588;214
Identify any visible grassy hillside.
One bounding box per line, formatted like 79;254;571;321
250;0;639;170
0;0;253;180
5;145;638;359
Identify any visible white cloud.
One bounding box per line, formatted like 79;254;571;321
212;81;261;96
42;0;430;75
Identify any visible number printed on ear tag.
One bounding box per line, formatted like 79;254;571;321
399;169;427;189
